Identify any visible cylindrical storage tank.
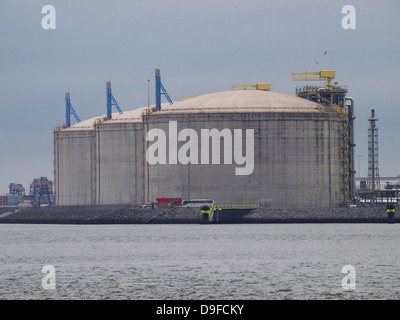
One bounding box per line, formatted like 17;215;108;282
53;127;95;206
144;90;349;208
54;90;351;208
54;108;147;206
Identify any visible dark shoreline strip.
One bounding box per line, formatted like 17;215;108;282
0;206;398;224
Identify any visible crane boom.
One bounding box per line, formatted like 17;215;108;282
292;70;336;87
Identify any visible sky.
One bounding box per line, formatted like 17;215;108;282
0;0;399;195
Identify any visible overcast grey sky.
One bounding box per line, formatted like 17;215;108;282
0;0;399;195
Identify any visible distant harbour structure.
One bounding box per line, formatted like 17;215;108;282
367;109;380;192
355;109;399;207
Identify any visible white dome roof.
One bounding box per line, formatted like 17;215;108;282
161;90;324;113
64;90;330;131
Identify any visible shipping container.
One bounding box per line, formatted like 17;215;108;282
0;196;8;205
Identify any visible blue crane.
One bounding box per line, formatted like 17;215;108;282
106;81;123;119
65;92;81;127
155;68;173;110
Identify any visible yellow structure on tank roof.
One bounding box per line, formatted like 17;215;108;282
231;83;271;91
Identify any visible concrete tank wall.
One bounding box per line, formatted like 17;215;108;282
144;112;346;208
96;122;143;205
54;129;95;206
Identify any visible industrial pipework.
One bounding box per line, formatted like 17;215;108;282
345;97;356;200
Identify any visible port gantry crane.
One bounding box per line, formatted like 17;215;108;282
30;177;53;206
9;183;25;196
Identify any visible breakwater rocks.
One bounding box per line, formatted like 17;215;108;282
0;206;200;224
0;205;398;224
243;207;399;223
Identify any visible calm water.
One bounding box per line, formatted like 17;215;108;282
0;223;399;300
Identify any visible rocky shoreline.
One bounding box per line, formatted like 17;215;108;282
243;207;398;223
0;205;398;224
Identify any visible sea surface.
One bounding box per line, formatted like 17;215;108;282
0;223;399;300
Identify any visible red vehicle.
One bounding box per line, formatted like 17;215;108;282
156;198;182;206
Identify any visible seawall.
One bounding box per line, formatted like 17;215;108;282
0;206;398;224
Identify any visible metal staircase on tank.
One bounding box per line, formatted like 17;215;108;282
292;70;354;207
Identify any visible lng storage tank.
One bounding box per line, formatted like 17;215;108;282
54;70;355;209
